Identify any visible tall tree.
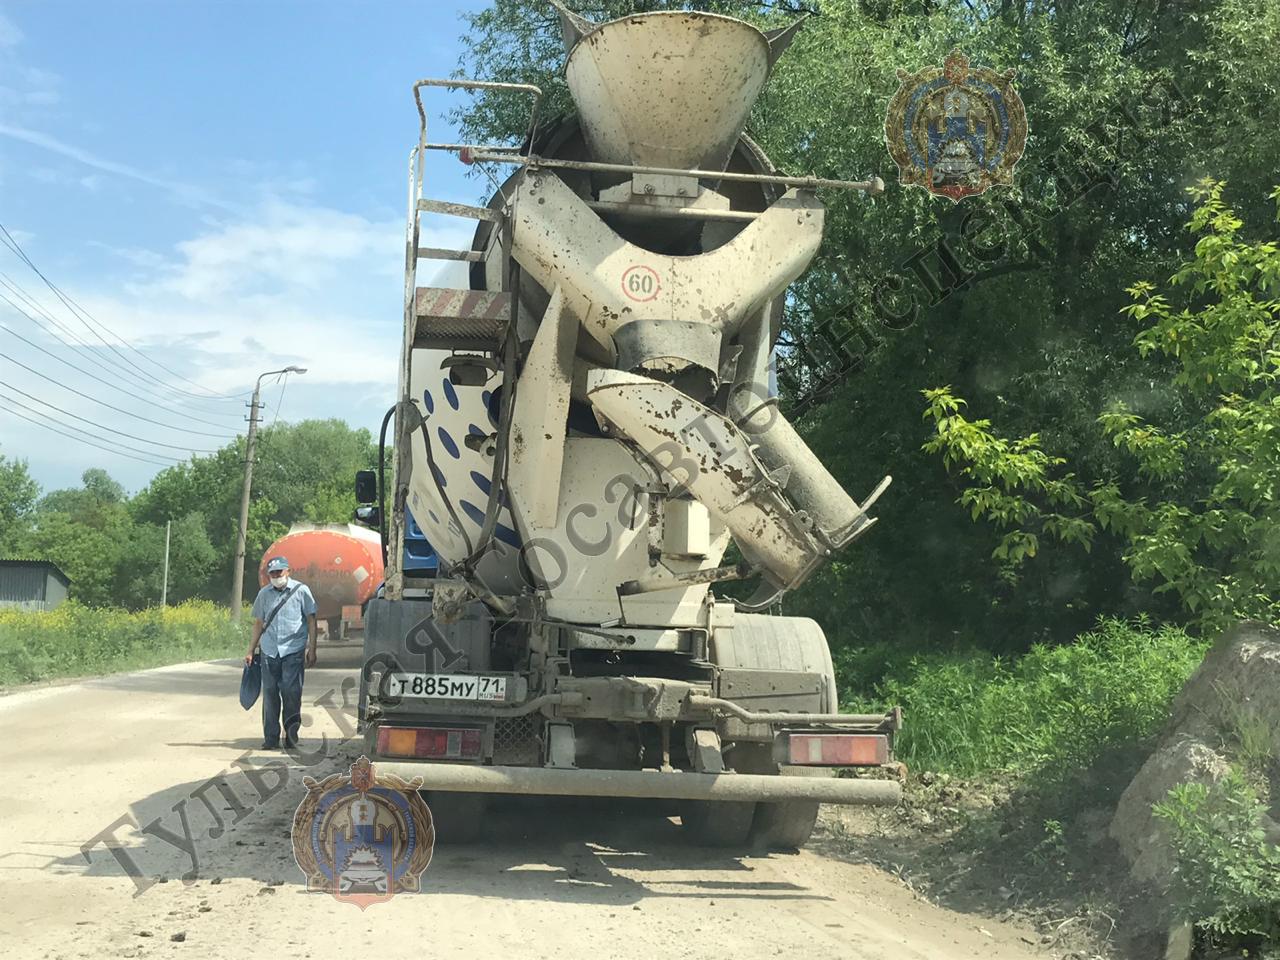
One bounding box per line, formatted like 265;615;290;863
922;180;1280;630
131;419;377;604
0;450;39;554
19;469;133;605
113;511;219;607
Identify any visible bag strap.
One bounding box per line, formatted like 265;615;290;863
261;584;302;634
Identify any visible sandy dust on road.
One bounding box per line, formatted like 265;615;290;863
0;651;1047;960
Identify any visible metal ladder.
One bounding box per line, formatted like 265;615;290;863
403;79;542;353
386;80;542;597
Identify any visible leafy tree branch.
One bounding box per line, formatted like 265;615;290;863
923;179;1280;629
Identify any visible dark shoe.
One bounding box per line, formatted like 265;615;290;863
261;741;279;750
283;737;299;751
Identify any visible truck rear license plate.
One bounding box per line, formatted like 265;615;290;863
389;673;506;701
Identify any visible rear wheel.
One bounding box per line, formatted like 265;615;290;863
679;799;756;846
732;743;822;851
705;614;840;852
421;791;486;844
751;801;819;850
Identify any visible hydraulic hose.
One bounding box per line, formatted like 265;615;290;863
376;403;396;568
464;258;520;570
417;414;474;562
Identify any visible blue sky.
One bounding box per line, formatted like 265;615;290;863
0;0;506;492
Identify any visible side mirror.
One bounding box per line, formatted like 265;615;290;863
354;505;382;527
355;470;377;504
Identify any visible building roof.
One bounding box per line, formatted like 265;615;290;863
0;559;71;585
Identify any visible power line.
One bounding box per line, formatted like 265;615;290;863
0;220;251;403
0;292;241;436
0;348;237;440
0;290;243;430
0;381;219;454
0;389;184;463
0;402;176;467
266;371;291;432
0;270;244;421
0;221;248;404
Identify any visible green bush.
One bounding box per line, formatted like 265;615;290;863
845;617;1207;776
1153;770;1280;946
0;600;250;686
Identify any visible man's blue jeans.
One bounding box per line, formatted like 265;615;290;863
261;650;305;746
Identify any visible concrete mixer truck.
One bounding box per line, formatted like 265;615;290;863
354;4;901;847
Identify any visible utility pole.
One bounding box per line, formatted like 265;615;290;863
229;366;307;620
161;519;171;607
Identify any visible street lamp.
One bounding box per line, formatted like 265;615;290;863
229;366;307;620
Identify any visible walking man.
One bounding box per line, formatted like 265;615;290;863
243;556;317;749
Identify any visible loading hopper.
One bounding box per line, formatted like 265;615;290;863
561;11;777;173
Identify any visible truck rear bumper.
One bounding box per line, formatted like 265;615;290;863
374;761;902;805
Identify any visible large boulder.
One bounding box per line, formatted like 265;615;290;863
1110;732;1231;886
1108;620;1280;943
1167;620;1280;753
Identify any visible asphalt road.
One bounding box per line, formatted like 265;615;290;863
0;649;1046;960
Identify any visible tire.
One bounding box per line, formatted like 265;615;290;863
679;799;756;847
421;791;486;844
704;614;838;852
728;743;821;851
751;801;819;851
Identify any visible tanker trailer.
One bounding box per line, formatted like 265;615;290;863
356;4;900;847
258;523;382;640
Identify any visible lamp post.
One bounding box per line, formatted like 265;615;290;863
229;366;307;620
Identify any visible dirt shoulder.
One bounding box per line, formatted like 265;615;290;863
818;769;1149;960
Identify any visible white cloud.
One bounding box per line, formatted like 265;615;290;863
86;240;167;269
0;83;58;108
0;123;232;210
145;200;403;301
0;12;23;48
17;66;58;105
76;198;477;395
0;20;59;111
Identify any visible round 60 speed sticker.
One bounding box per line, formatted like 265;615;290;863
621;264;661;302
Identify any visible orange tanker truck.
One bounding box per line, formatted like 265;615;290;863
257;523;383;640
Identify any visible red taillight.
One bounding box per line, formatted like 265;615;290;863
788;733;888;766
376;726;483;760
